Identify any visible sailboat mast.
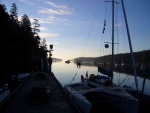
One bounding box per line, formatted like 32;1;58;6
121;0;139;91
111;0;115;82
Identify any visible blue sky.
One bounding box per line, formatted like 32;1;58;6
2;0;150;60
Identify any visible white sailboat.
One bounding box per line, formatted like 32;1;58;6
64;0;139;113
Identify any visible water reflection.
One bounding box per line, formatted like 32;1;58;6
52;61;150;95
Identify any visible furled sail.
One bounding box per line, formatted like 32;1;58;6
98;67;113;77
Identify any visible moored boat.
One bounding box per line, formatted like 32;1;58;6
64;0;139;113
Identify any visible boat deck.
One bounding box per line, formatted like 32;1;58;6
1;72;77;113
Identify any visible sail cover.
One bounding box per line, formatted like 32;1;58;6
98;67;113;77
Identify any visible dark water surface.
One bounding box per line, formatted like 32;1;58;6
52;61;150;95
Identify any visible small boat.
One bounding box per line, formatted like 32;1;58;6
12;73;30;81
65;60;70;64
0;84;10;103
91;61;97;66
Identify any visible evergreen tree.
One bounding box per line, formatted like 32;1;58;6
40;38;47;50
0;3;11;52
0;2;45;87
32;19;41;48
40;38;48;58
2;4;7;12
10;3;18;23
32;18;40;36
20;14;32;33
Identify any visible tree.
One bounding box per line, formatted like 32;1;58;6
0;3;11;51
10;3;18;23
32;19;40;36
20;14;32;33
40;38;47;50
32;19;41;48
0;2;45;87
2;4;7;12
34;35;41;48
39;38;48;58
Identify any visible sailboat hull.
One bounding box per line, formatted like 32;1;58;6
64;84;92;113
64;82;139;113
84;91;139;113
0;90;10;103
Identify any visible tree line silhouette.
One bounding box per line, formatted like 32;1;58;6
0;2;48;86
74;50;150;79
74;50;150;67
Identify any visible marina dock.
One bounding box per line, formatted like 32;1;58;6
0;71;150;113
0;72;77;113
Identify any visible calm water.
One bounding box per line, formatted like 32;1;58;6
52;61;150;96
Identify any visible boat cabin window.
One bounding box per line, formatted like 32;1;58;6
87;83;97;88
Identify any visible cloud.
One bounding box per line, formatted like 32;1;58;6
45;1;70;10
38;1;73;15
30;16;69;25
18;0;35;5
36;1;73;25
39;27;47;32
38;8;71;15
39;33;60;38
26;16;55;24
37;16;56;23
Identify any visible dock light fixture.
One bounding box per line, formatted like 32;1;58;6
50;44;53;50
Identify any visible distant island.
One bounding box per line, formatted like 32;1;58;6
52;58;62;62
73;50;150;67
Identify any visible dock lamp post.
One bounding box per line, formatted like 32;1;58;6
49;44;53;74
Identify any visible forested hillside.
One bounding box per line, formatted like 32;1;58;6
0;3;48;85
74;50;150;66
52;58;62;62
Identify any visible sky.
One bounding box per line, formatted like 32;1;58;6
1;0;150;61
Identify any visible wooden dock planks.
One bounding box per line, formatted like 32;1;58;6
1;72;77;113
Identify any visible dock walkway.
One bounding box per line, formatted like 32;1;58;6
1;71;150;113
1;72;77;113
